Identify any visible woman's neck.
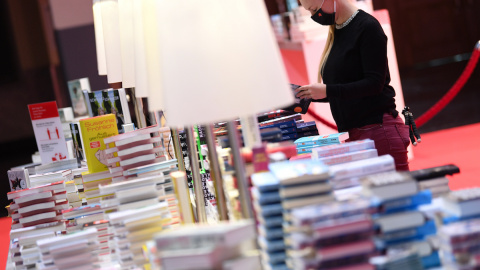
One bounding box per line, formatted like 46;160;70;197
335;2;358;25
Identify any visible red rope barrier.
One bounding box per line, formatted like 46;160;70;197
415;42;480;127
307;41;480;130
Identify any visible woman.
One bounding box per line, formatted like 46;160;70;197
296;0;411;171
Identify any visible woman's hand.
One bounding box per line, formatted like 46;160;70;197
294;83;327;100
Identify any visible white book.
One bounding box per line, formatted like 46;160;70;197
330;155;395;183
119;153;156;167
19;211;57;224
107;147;163;164
311;139;375;159
15;191;53;205
108;202;169;225
18;231;55;246
418;177;449;189
7;181;65;200
118;198;160;211
116;184;160;204
282;194;334;210
117;88;132;125
316;149;378;166
10;222;65;240
98;174;165;195
171;171;195;224
362;171;418;201
37;228;98;251
375;211;425;233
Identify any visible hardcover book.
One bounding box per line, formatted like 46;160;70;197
67;78;91;118
79;114;119;174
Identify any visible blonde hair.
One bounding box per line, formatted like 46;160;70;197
318;25;335;82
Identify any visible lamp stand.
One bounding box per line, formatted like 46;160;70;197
185;126;208;223
226;120;254;220
204;124;229;221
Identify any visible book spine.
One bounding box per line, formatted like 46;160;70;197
118;88;132;125
280;127;297;135
281;133;298;141
311;140;375;158
298;130;319;137
260;120;297;129
83;90;93;117
317;149;378;166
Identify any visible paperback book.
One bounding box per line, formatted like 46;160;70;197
67;77;90;118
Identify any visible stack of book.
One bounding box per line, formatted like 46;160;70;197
251;172;288;270
251;160;333;270
26;170;71;189
259;114;302;142
33;159;78;175
108;203;175;268
437;218;480;269
361;171;440;269
36;227;106;269
288;199;375;269
154;220;260;270
6;181;69;269
65;180;82;208
62;204;106;234
294;132;349;154
81;170;116;204
440;188;480;224
103;125;168;182
409;164;459;198
296;121;319;138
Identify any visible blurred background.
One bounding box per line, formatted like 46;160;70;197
0;0;479;217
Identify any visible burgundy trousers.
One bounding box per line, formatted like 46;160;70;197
347;113;410;171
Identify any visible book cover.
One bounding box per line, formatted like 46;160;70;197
69;123;85;164
67;78;90;118
79;114;119;174
294;132;349;147
7;169;29;192
28;101;69;164
281;84;311;114
86;89;131;133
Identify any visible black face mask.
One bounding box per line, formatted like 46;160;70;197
311;0;336;25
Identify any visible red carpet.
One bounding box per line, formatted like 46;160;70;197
0;217;11;269
409;123;480;191
0;124;478;266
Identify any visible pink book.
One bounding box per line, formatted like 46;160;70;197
7;181;65;200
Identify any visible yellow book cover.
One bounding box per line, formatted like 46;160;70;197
79;114;118;174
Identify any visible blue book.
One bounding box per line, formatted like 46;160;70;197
260;120;297;130
258;225;284;240
280;127;297;135
281;133;298;141
378;220;436;246
258;237;286;252
261;251;287;265
298;130;319;137
373;190;432;214
442;213;480;224
294;132;348;147
251;172;280;193
258;214;284;228
252;187;281;205
254;202;283;217
421;251;441;268
296;121;317;130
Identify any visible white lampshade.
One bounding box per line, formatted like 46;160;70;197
92;0;107;76
152;0;294;127
118;0;135;88
142;0;164;109
101;0;123;84
132;0;148;97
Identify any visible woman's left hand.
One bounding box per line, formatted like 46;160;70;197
294;83;327;100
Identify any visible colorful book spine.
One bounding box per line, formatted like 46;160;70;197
281;133;298;141
260;120;297;130
280;127;297;135
79;114;119;173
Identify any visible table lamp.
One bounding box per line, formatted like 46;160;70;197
150;0;294;219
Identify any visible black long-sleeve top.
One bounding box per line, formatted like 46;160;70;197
316;10;398;132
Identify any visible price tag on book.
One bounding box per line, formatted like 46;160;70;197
28;101;69;165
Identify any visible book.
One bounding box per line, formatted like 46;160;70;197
260;120;297;130
67;78;91;118
279;182;332;199
268;160;330;186
257;110;295;123
259;114;302;127
28;101;69;164
84;89;132;133
315;149;378;166
171;171;194;224
296;121;318;131
79;114;119;173
294;132;349;147
361;171;418;201
441;188;480;218
69;123;85;163
7;169;29;192
281;84;311;114
281;133;298;141
373;190;432;214
374;211;426;233
297;130;320;137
